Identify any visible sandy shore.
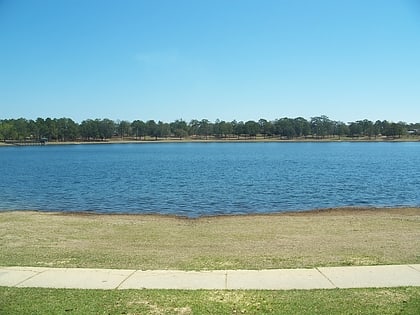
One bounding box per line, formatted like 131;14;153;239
1;135;419;147
12;206;420;220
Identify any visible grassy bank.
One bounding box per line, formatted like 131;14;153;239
2;208;419;314
1;208;419;270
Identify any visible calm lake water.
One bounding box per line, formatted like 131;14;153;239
0;142;419;217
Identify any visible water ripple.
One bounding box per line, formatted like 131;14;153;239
0;142;419;217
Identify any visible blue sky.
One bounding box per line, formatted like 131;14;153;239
1;0;419;123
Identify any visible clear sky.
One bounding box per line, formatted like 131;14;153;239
1;0;419;123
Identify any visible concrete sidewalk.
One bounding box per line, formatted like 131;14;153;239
1;265;419;290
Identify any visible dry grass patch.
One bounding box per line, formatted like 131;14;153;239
0;207;419;269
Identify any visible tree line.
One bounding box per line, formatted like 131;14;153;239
1;116;419;142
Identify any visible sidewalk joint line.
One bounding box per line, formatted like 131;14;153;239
407;265;420;273
315;268;337;288
14;268;48;287
115;269;138;290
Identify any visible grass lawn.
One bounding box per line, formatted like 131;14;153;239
1;287;420;314
1;207;419;314
0;207;419;270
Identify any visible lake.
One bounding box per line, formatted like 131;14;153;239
0;142;419;217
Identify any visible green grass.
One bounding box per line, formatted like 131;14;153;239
1;208;420;314
1;287;420;314
1;208;419;270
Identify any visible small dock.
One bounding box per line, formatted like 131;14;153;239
5;139;48;146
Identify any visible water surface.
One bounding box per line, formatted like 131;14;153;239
0;142;419;217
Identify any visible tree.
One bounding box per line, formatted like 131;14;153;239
98;119;115;139
198;119;212;140
361;119;374;138
348;121;362;138
381;120;391;137
146;120;158;140
293;117;311;137
259;119;274;138
385;122;405;138
188;119;200;136
157;121;171;139
45;118;58;141
131;120;146;140
36;118;48;140
170;119;189;139
232;120;244;139
274;118;296;139
80;119;99;140
117;120;131;139
219;120;233;138
213;119;222;138
1;115;418;142
244;120;259;138
0;121;4;140
311;115;333;138
27;119;39;140
12;118;30;140
0;121;18;140
335;121;349;139
212;119;232;138
56;118;79;141
373;120;382;137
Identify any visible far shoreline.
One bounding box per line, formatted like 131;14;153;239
1;135;419;147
